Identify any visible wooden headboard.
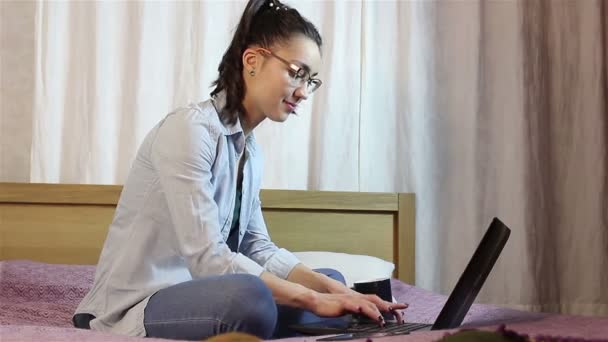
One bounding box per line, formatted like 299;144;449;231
0;182;416;284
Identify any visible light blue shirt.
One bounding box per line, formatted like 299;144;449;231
75;92;301;336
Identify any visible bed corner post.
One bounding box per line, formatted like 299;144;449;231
397;193;416;285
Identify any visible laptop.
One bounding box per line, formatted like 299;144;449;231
289;217;512;341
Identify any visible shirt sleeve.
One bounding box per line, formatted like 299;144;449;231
149;110;264;278
239;195;301;279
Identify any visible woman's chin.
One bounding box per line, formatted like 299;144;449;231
267;111;291;122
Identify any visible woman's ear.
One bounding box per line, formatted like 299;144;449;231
242;48;259;74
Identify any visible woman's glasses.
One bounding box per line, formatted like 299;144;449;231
256;48;322;94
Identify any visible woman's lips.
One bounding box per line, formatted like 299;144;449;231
283;100;296;112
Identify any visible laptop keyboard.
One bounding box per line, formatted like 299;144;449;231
315;322;433;341
346;321;431;333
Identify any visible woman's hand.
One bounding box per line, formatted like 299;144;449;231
298;291;408;325
264;267;407;325
324;278;408;324
284;265;408;324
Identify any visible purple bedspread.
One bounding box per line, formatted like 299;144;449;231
1;260;606;341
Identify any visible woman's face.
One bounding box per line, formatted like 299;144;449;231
243;34;322;123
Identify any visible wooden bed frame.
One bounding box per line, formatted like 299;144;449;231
0;182;416;284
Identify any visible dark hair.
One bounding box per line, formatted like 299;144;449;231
210;0;322;125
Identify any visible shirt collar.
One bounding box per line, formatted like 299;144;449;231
211;91;243;136
211;91;257;153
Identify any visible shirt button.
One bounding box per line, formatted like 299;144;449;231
239;231;244;236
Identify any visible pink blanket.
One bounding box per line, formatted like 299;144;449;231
1;260;606;341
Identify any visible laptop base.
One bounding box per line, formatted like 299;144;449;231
289;320;432;337
314;322;432;341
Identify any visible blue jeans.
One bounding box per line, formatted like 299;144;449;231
143;268;346;340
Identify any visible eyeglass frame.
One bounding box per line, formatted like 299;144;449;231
255;47;322;93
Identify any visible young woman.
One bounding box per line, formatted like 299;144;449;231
73;0;406;340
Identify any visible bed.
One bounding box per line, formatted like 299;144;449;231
1;182;607;342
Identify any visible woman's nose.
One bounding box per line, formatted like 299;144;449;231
294;84;310;101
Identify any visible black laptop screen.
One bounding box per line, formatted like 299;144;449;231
431;217;511;330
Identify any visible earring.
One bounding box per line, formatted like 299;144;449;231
249;69;256;77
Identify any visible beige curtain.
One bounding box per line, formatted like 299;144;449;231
519;0;608;314
0;0;606;316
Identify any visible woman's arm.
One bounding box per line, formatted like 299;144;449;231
286;263;350;294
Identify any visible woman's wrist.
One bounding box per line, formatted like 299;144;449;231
324;276;351;294
292;286;319;310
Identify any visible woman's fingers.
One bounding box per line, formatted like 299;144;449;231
317;293;409;327
362;294;408;310
388;305;403;323
333;294;383;325
383;302;408;323
351;297;385;326
341;301;362;315
390;303;409;310
357;294;410;324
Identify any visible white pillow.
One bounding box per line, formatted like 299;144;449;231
293;251;395;288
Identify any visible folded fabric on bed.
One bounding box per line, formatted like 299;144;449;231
293;251;395;288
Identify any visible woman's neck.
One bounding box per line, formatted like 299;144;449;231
240;98;265;137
